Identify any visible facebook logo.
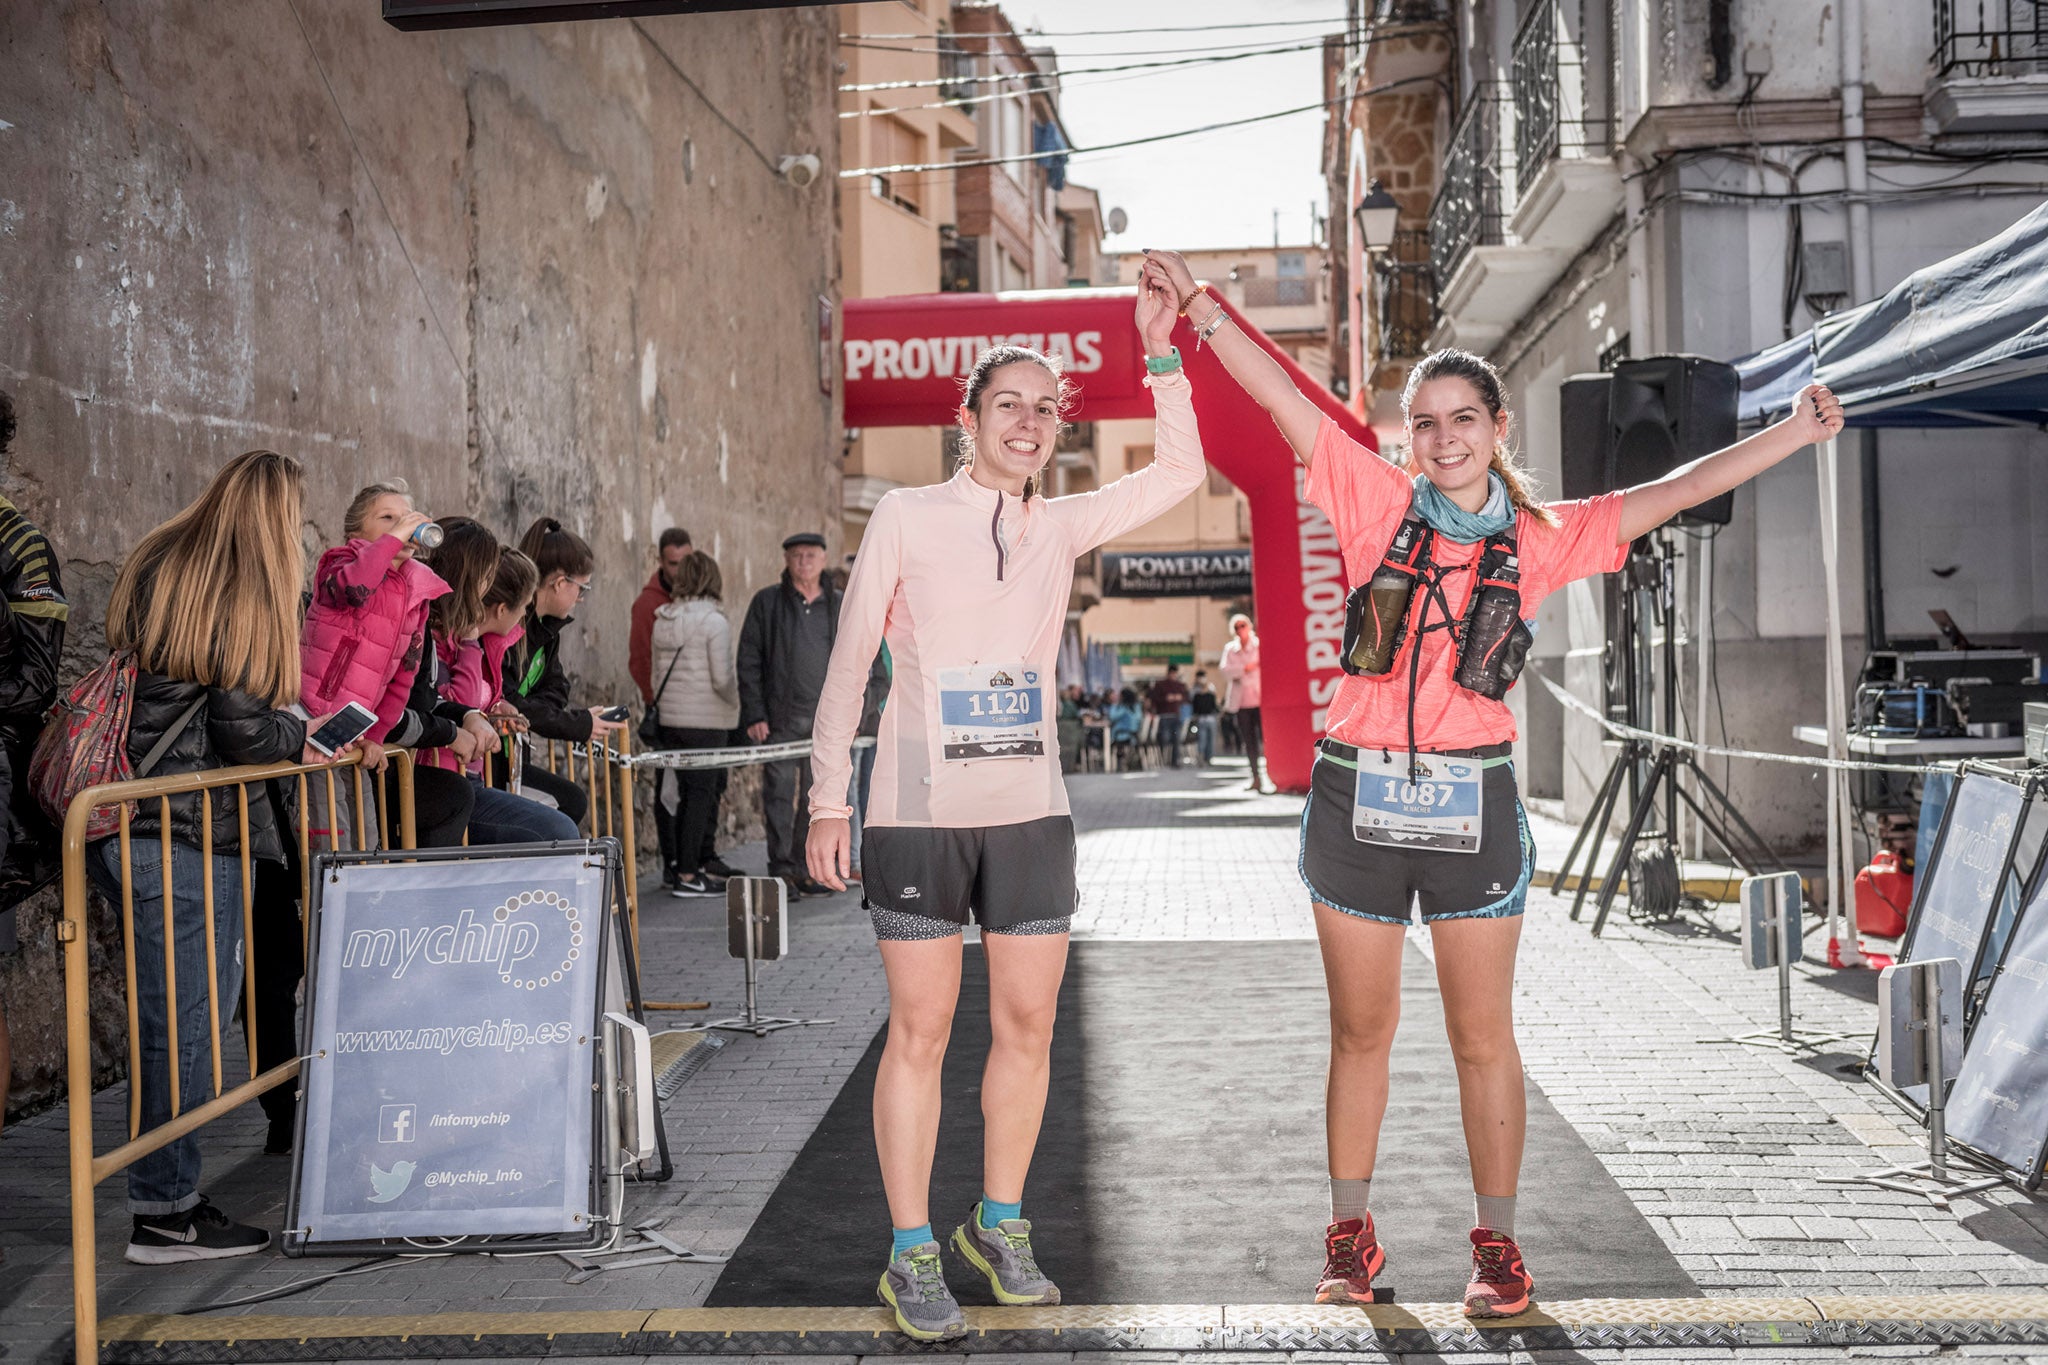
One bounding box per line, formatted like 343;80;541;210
378;1103;417;1144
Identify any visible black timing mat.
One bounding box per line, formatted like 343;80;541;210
707;939;1694;1305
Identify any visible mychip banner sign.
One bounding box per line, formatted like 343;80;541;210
1101;549;1253;598
288;851;609;1251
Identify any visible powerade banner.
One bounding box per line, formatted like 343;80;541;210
291;854;605;1246
1101;549;1253;598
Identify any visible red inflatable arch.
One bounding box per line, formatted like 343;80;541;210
842;288;1380;794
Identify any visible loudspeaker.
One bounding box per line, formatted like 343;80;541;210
1552;357;1740;526
1609;356;1738;526
1559;373;1612;501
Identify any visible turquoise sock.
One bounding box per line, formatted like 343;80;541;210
979;1196;1022;1229
891;1223;934;1256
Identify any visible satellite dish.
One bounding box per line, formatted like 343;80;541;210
1107;206;1128;235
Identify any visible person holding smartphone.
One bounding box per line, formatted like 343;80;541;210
88;449;362;1263
500;517;626;829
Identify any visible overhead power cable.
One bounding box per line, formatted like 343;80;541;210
839;36;1334;92
853;15;1370;40
844;31;1351;60
842;74;1445;179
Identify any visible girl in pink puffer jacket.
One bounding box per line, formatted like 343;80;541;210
299;480;452;753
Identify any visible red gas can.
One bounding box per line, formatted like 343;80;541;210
1854;850;1913;940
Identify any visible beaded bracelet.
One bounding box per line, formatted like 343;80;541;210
1176;283;1208;317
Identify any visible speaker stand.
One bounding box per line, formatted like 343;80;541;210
1562;534;1781;935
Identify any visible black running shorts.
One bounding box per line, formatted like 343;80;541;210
861;815;1078;933
1300;741;1532;926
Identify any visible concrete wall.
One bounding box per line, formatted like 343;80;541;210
0;0;840;1115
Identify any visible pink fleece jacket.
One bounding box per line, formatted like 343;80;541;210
809;370;1206;829
299;536;450;745
424;626;521;775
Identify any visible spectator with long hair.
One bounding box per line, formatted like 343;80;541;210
429;537;577;844
501;517;625;828
648;552;739;896
89;450;346;1264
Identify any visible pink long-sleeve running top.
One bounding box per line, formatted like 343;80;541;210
809;370;1206;828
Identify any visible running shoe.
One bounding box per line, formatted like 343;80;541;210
126;1197;270;1265
669;872;726;898
952;1206;1060;1305
877;1241;968;1340
703;856;745;879
794;877;836;898
1314;1214;1387;1304
1463;1227;1534;1318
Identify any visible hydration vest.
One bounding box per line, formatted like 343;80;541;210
1339;513;1533;702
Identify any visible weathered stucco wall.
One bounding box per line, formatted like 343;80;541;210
0;0;842;1115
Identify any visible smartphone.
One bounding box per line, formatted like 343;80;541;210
600;704;631;722
308;701;378;757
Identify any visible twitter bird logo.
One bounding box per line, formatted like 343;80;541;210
368;1160;416;1204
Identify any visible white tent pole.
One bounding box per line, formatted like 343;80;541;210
1816;434;1864;967
1694;534;1713;861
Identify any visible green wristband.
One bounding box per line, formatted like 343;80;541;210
1145;346;1183;376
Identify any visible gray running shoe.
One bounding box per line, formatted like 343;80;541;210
951;1207;1060;1305
877;1242;967;1341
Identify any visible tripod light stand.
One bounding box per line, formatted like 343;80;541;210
1562;531;1782;934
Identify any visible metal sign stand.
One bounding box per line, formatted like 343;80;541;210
559;1217;730;1284
682;877;835;1038
1820;957;2002;1210
1704;872;1850;1054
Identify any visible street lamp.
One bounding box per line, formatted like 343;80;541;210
1353;179;1399;254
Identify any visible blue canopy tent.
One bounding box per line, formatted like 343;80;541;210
1730;199;2048;965
1736;199;2048;429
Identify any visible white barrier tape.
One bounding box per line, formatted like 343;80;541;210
624;736;876;771
1528;666;1948;777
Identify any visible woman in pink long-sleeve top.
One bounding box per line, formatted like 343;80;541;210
805;265;1203;1339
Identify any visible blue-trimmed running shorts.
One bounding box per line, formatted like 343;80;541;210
1300;741;1533;926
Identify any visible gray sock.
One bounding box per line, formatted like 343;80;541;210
1474;1192;1517;1237
1329;1177;1372;1224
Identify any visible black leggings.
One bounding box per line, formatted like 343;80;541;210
388;764;474;848
1236;707;1264;780
653;726;729;877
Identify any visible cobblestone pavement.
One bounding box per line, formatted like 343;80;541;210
2;759;2045;1364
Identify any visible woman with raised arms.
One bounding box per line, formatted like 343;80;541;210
1141;248;1842;1317
806;262;1206;1340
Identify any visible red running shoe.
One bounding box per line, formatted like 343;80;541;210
1314;1215;1387;1304
1463;1226;1534;1317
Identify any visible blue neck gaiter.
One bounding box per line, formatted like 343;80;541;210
1411;470;1515;543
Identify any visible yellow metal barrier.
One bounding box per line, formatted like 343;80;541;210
60;749;417;1365
534;731;640;954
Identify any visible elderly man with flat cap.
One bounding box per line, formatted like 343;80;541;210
739;532;883;897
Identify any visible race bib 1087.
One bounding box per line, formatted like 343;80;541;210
1351;749;1483;853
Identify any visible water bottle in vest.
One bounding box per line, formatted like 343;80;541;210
1342;519;1430;675
1452;535;1533;700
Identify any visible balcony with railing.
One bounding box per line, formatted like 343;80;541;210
1930;0;2048;130
1507;0;1621;258
1427;82;1511;289
1372;228;1435;366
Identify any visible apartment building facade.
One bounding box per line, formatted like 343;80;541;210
837;0;1107;563
1328;0;2048;847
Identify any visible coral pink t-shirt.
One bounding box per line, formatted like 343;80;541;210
1305;418;1628;753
